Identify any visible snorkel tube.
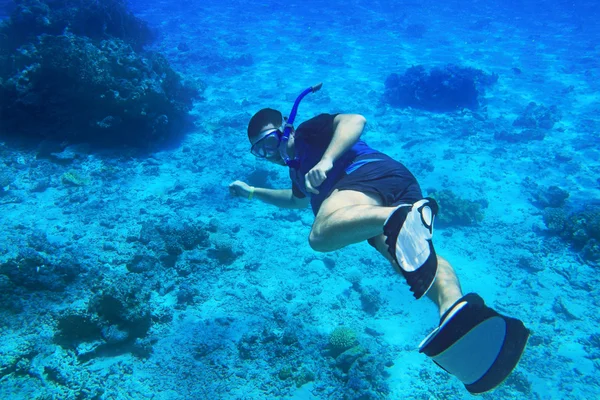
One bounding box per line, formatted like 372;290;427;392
279;83;323;169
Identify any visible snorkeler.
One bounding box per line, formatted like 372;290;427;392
229;84;529;394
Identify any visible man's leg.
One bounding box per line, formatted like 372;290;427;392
368;234;462;317
310;191;528;393
309;189;462;315
308;189;395;252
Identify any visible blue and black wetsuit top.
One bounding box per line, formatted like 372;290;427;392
290;113;384;214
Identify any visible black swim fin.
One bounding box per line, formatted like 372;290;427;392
419;293;530;394
383;198;439;299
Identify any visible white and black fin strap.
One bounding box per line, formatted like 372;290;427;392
383;198;439;299
419;293;530;394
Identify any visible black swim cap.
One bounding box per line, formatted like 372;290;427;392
247;108;282;140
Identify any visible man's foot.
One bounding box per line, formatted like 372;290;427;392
383;198;439;299
419;293;530;394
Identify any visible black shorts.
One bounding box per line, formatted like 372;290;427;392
332;153;422;249
333;153;423;207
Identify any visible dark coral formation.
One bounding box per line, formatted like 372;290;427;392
359;286;383;316
0;0;203;148
347;278;385;316
1;0;153;76
428;189;486;227
495;102;562;143
4;0;154;51
235;322;391;398
234;324;320;394
343;350;390;398
513;102;561;130
383;64;498;112
524;182;593;261
521;178;571;209
208;232;243;265
54;277;158;360
494;128;546;143
132;220;211;273
531;185;570;209
542;205;600;265
0;231;82;291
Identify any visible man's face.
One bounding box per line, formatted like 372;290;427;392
250;123;291;166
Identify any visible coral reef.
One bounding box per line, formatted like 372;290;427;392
328;330;392;399
383;64;498;112
135;220;210;270
427;189;486;227
126;254;159;274
3;0;154;51
176;283;198;307
494;129;546;142
233;322;392;398
359;287;383;316
542;205;600;264
495;103;561;143
531;185;570;209
0;0;204;147
347;279;385;316
541;207;567;234
344;351;391;399
234;323;320;394
0;242;81;291
513;102;561;130
329;327;357;356
54;276;157;360
208;232;242;265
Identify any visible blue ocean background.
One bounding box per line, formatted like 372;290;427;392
0;0;599;399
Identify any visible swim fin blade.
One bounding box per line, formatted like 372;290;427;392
419;293;530;394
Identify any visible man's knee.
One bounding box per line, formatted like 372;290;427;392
308;220;331;252
308;231;325;252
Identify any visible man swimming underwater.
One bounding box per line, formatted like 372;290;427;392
229;84;529;394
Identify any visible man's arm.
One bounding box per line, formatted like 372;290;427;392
229;181;309;209
322;114;367;164
253;188;309;209
305;114;367;194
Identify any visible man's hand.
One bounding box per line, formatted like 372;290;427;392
229;180;253;198
305;158;333;194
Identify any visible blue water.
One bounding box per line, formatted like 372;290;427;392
0;0;599;398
